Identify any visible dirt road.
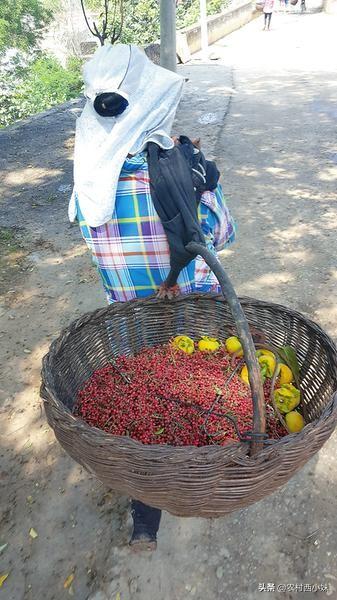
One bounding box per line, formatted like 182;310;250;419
1;8;337;600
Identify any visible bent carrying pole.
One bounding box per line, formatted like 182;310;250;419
186;241;266;455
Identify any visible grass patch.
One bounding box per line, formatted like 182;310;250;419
0;227;22;253
0;227;29;299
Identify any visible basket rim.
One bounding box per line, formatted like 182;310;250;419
42;292;337;360
41;293;337;458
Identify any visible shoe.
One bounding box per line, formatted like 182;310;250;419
129;531;157;552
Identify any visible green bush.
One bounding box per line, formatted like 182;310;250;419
17;55;83;113
0;54;83;127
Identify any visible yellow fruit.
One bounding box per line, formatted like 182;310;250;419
285;411;305;433
258;353;276;378
278;363;294;385
240;364;249;385
274;383;300;414
198;336;220;352
171;335;194;354
256;349;275;358
225;336;243;356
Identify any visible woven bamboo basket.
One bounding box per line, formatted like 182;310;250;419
41;239;337;517
41;282;337;517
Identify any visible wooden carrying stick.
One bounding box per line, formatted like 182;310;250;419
186;241;266;454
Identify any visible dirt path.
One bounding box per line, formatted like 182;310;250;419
1;9;337;600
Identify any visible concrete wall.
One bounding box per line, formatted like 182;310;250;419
180;1;254;55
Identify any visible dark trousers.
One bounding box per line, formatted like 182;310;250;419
264;12;272;27
131;500;162;539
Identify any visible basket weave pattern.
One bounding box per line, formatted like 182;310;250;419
41;294;337;517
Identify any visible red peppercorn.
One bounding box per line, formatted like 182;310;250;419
74;344;287;446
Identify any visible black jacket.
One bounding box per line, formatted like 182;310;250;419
147;136;220;287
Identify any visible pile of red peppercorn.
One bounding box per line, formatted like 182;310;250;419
74;343;287;446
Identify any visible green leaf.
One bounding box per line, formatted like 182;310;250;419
154;427;164;435
277;346;300;380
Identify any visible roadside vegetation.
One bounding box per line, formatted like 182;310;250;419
0;0;230;127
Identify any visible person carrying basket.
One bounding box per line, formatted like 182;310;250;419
69;43;236;550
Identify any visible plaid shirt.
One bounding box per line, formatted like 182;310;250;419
76;153;236;303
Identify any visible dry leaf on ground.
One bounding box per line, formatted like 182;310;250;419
64;573;75;589
29;527;38;539
0;573;9;588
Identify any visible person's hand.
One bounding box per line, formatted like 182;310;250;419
157;283;181;300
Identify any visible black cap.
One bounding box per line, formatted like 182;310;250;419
93;92;129;117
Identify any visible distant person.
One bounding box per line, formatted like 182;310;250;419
263;0;275;30
301;0;306;11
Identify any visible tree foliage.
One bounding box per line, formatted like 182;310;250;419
1;0;232;127
0;0;51;53
121;0;230;44
82;0;231;46
120;0;160;45
177;0;230;28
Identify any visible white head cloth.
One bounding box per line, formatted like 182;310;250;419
69;43;184;227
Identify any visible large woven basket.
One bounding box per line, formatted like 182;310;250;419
41;293;337;517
